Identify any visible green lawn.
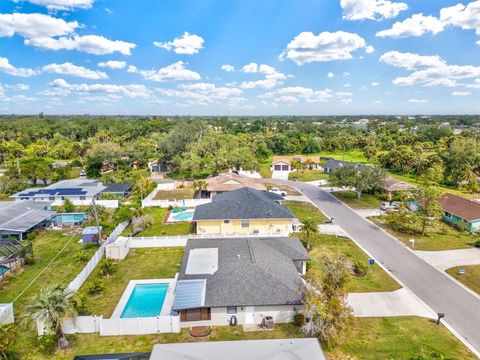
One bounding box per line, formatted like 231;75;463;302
265;183;302;196
316;149;368;163
78;247;184;317
124;207;192;236
328;317;476;360
258;157;273;178
22;317;475;360
308;234;400;293
371;217;478;251
283;201;329;223
446;265;480;295
0;230;96;312
332;191;383;209
288;170;329;182
153;188;195;200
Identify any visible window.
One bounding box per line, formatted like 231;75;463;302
49;197;55;201
241;219;249;228
80;196;86;200
180;308;211;322
224;219;230;224
445;212;452;218
227;306;237;314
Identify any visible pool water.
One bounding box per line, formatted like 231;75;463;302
0;265;9;276
120;283;169;318
53;213;87;224
171;211;194;222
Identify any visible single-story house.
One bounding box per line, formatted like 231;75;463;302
82;226;102;243
0;201;56;240
150;339;326;360
11;179;131;205
101;183;133;198
198;173;266;198
193;187;295;236
381;177;414;200
323;159;366;174
271;155;322;172
148;160;171;174
172;236;309;327
439;194;480;233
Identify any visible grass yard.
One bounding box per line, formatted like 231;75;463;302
124;207;192;236
283;201;329;223
446;265;480;295
257;157;273;178
371;217;477;251
328;317;476;360
153;188;194;200
308;234;400;293
332;191;383;209
288;170;329;182
264;183;302;196
317;149;368;163
22;317;475;359
78;247;184;317
0;230;95;312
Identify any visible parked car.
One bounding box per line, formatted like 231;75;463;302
269;187;287;197
381;201;399;211
80;169;86;176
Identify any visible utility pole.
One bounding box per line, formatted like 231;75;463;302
91;198;103;244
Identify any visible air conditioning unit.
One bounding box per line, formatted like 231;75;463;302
262;316;275;330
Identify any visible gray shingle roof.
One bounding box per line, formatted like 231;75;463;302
176;237;309;308
323;159;366;171
192;187;294;221
0;201;55;232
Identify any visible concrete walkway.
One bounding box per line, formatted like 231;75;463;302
348;289;436;319
416;249;480;271
284;194;309;202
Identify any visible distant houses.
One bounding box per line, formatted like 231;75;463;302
323;159;366;174
271;155;322;173
439;194;480;233
193;188;295;236
199;173;266;198
172;236;309;327
11;179;132;207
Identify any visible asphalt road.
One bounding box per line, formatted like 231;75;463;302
270;179;480;355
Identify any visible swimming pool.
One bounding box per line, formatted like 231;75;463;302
120;283;169;318
0;265;9;276
167;210;194;222
53;213;87;225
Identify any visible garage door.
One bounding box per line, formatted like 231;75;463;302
274;164;281;171
282;165;289;171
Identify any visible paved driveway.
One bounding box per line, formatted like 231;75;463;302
271;171;289;180
263;179;480;355
416;249;480;271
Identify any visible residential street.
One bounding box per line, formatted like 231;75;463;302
268;179;480;355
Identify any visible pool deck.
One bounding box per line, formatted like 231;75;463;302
110;276;178;318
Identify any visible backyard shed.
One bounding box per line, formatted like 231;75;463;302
106;236;130;260
82;226;102;243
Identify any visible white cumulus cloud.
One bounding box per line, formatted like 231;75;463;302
239;63;287;89
154;32;204;55
14;0;94;10
129;61;201;82
98;60;127;69
327;72;335;78
341;0;408;21
0;57;37;77
221;64;235;72
376;13;445;38
280;31;372;65
43;62;108;79
408;98;428;103
452;91;471;96
0;13;135;55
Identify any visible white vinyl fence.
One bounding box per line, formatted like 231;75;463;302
51;199;119;208
66;221;128;293
142;198;210;208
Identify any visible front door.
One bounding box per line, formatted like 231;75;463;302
244;306;255;324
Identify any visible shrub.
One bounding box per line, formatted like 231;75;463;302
63;198;75;213
76;250;90;262
293;313;305;327
87;279;105;296
474;240;480;248
83;242;99;251
23;253;35;265
99;258;117;277
353;260;367;276
37;334;56;354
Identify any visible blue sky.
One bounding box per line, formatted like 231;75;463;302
0;0;479;115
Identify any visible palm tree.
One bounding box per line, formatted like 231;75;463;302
135;175;153;200
300;216;319;251
22;284;77;349
193;180;208;198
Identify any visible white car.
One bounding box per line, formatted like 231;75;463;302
269;187;287;197
80;169;86;176
381;201;399;211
